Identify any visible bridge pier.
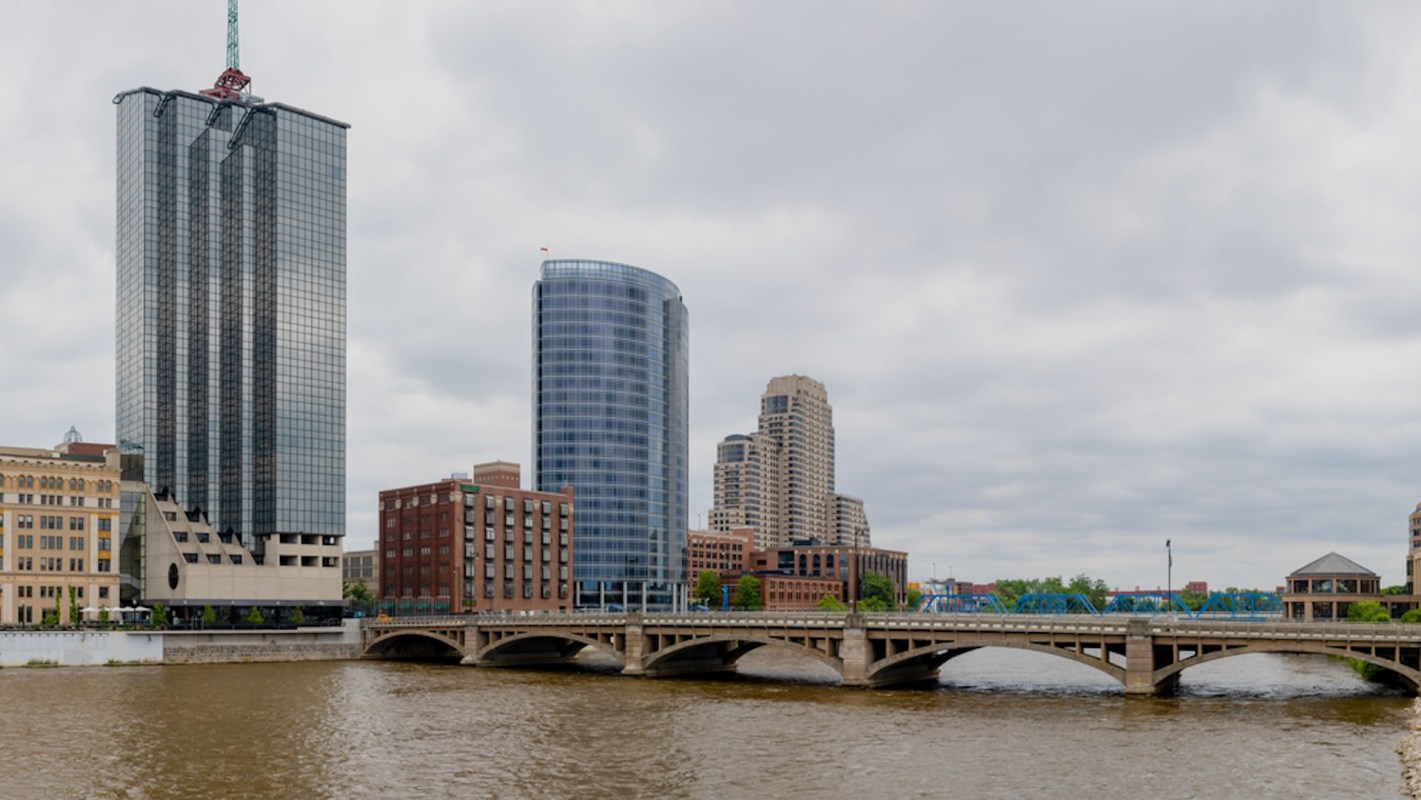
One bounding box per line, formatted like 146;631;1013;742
840;617;870;687
621;615;647;676
1124;619;1167;696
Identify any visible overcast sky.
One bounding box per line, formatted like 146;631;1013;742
2;2;1419;592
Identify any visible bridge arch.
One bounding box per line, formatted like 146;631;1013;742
365;630;465;661
642;634;843;677
477;631;624;668
1154;642;1421;692
867;641;1126;686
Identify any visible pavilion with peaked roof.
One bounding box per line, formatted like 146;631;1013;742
1282;552;1385;621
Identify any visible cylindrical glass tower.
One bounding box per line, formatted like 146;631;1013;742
533;259;689;610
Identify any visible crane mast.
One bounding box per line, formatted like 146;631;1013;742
201;0;251;101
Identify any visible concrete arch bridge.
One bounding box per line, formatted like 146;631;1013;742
362;612;1421;696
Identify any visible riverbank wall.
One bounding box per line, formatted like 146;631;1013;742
162;624;363;664
1401;698;1421;798
0;622;363;666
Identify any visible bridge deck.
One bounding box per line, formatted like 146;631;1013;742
362;613;1421;694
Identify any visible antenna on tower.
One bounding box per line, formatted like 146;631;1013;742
226;0;239;70
201;0;251;101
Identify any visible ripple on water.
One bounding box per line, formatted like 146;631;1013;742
0;649;1409;799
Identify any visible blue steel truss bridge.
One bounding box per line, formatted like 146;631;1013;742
917;591;1283;620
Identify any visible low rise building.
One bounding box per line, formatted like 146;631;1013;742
0;431;121;625
690;529;909;611
688;528;754;577
123;480;342;625
1282;552;1385;621
379;462;574;614
342;549;378;596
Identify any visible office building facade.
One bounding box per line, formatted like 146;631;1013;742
114;75;348;604
533;259;689;609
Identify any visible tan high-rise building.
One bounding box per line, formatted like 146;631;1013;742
712;376;871;549
759;375;836;545
831;493;871;547
709;433;780;550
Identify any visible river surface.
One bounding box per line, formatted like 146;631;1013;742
0;648;1409;799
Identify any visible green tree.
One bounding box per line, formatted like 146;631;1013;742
290;606;305;626
343;581;376;615
42;610;57;628
1178;590;1207;612
906;587;923;611
1383;585;1407;596
202;604;217;627
693;571;722;608
68;586;79;626
1347;601;1390;623
53;591;62;626
857;596;890;612
1064;574;1109;611
245;606;264;626
993;574;1112;612
151;602;169;629
817;594;847;612
860;571;895;610
992;578;1036;609
732;575;763;610
1399;609;1421;624
97;606;109;624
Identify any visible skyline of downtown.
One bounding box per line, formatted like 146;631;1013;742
2;2;1421;590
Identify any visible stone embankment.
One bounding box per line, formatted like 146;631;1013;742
0;623;364;667
162;628;363;664
1400;698;1421;798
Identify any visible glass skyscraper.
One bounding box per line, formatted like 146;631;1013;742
114;85;347;562
533;260;689;610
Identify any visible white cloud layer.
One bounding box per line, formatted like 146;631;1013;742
1;2;1419;591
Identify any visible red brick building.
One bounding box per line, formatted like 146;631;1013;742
379;462;573;614
688;528;754;577
688;528;908;610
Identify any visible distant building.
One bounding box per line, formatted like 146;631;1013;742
830;494;870;548
685;525;907;610
342;549;377;596
1184;581;1209;596
0;432;121;625
379;462;574;614
710;375;872;549
708;434;778;547
1282;552;1384;621
751;542;908;608
1409;502;1421;594
687;528;754;578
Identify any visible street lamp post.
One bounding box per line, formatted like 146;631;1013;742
849;526;861;613
1166;539;1173;615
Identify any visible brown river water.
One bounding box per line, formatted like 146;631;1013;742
0;647;1408;799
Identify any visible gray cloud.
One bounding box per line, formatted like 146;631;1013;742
0;2;1418;593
